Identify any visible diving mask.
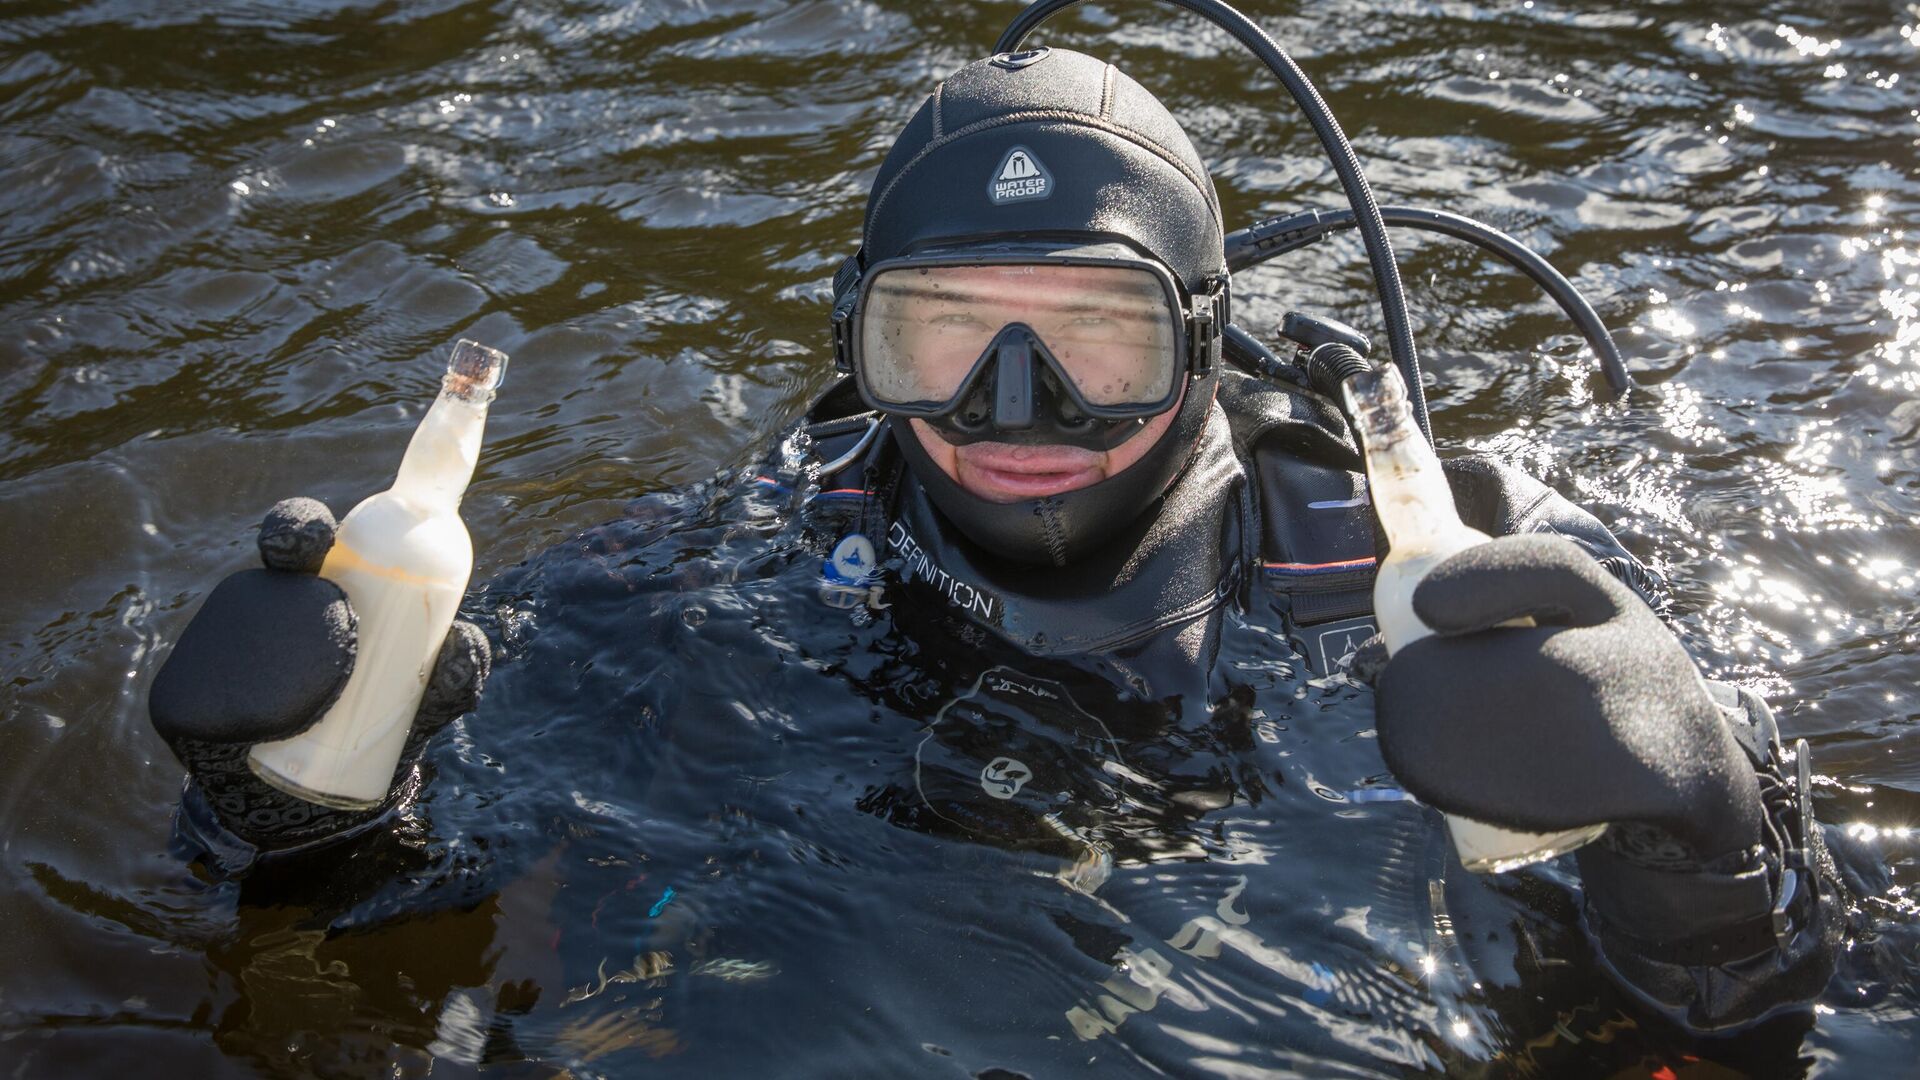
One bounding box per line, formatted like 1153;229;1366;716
835;244;1222;450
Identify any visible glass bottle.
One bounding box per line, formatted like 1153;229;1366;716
248;341;508;809
1343;363;1606;872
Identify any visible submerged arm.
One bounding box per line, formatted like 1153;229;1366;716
1573;681;1845;1032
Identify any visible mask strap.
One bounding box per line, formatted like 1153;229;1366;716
829;249;865;374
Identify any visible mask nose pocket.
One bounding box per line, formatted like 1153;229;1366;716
991;330;1036;430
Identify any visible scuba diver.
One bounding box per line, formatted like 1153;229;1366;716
147;10;1876;1073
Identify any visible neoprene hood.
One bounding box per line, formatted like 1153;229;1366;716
842;47;1229;566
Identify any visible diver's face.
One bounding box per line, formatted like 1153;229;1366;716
884;262;1188;502
906;386;1183;503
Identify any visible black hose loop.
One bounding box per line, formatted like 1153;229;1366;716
1226;205;1633;397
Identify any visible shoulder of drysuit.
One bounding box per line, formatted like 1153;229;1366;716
799;377;880;452
1439;453;1670;611
789;378;885;497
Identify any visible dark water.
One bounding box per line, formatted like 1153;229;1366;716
2;0;1917;1075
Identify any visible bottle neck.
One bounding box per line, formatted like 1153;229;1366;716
1361;429;1467;553
1340;367;1469;555
391;386;488;510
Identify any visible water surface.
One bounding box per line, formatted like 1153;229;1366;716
2;1;1916;1075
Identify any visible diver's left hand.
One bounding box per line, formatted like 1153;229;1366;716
1373;533;1762;866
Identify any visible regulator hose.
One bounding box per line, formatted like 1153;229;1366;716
1226;205;1633;397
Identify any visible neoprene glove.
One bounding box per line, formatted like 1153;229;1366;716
1374;533;1842;1029
149;497;489;859
1373;532;1763;861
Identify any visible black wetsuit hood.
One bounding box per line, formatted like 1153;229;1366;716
844;47;1229;566
858;48;1224;297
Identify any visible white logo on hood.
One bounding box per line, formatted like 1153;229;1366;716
989;145;1053;205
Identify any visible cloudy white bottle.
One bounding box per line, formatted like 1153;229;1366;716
1343;363;1607;873
248;341;508;809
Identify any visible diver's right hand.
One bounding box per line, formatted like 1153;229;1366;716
148;497;489;860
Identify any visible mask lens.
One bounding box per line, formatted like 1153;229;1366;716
859;262;1180;412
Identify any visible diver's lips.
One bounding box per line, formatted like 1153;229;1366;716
953;444;1105;500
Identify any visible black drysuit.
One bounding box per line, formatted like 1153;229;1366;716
160;369;1855;1076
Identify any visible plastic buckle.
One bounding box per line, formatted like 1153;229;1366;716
1771;867;1799;948
1190;277;1229;376
1191;308;1216;376
830;293;857;373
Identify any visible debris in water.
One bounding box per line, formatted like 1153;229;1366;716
690;958;778;982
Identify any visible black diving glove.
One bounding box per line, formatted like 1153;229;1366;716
1374;533;1763;856
1373;533;1836;1029
148;497;490;861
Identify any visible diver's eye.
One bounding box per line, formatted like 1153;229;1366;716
1062;316;1121;340
931;312;988;329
